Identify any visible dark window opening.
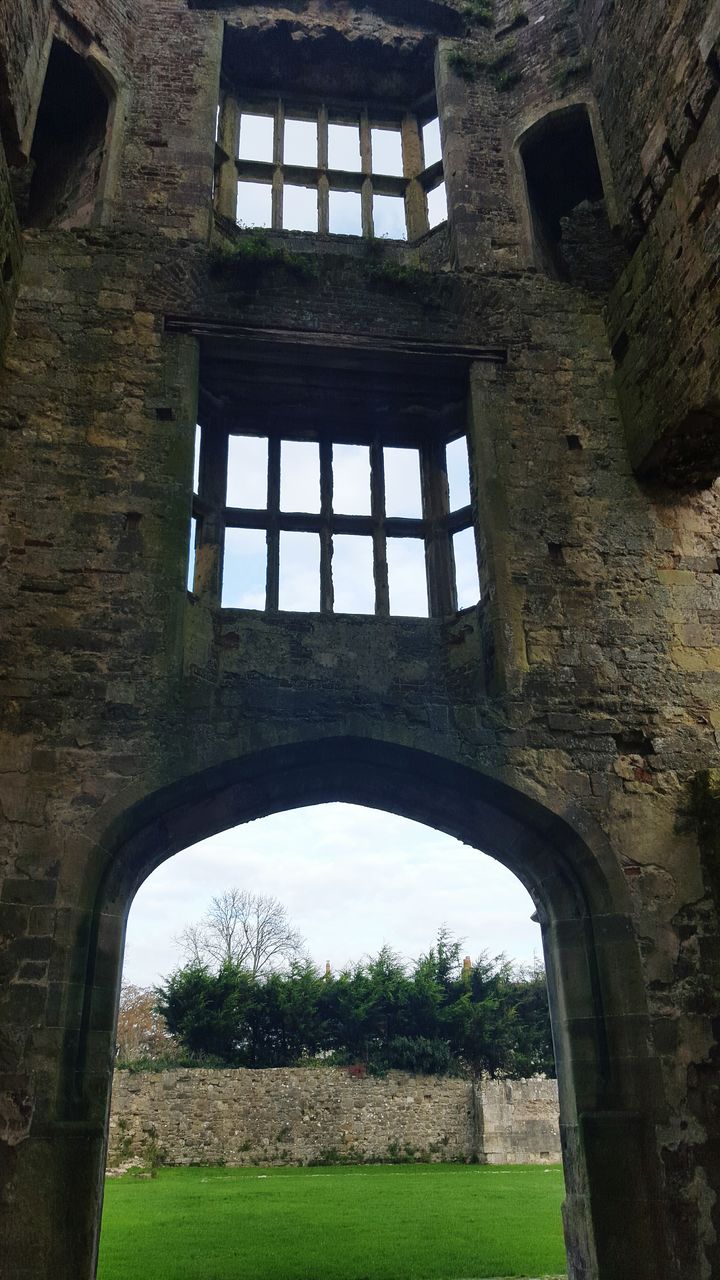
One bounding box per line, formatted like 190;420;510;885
520;106;626;291
24;40;109;229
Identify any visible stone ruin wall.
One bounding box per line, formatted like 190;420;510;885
0;129;20;350
0;0;719;1273
579;0;720;483
107;1068;561;1169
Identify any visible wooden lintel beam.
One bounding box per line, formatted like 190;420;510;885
164;316;507;367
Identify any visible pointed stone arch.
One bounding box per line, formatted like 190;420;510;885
37;735;671;1280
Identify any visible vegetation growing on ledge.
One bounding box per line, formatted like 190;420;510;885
461;0;494;26
495;66;523;91
553;53;592;94
362;259;433;292
209;233;319;287
449;31;524;89
448;47;479;80
482;32;523;88
485;37;517;70
496;7;529;36
680;770;720;901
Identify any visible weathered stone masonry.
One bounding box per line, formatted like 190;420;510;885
0;0;718;1278
107;1069;561;1169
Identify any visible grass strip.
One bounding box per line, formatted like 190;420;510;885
98;1163;566;1280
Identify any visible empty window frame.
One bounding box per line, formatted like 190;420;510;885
189;425;477;617
220;97;447;241
24;39;111;229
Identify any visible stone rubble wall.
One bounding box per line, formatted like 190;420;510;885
578;0;720;481
0;135;20;353
107;1067;560;1168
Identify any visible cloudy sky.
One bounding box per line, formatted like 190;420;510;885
123;803;543;988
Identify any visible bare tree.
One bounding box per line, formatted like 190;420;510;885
116;983;174;1062
176;889;304;976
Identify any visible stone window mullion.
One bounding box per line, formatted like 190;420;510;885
320;438;334;613
196;423;229;606
421;440;456;618
370;439;389;616
359;109;373;237
272;99;284;230
401;112;427;240
266;435;281;610
216;95;240;222
318;105;330;234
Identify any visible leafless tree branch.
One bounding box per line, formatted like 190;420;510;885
176;889;304;976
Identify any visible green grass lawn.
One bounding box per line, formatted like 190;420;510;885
97;1163;566;1280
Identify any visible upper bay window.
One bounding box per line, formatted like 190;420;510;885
185;336;482;619
215;96;447;241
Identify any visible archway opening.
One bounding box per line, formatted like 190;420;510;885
61;737;667;1280
99;800;567;1280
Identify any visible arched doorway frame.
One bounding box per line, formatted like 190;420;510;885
68;736;669;1280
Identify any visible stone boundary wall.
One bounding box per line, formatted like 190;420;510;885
107;1068;560;1168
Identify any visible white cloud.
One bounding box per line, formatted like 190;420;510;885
332;535;375;614
279;531;321;611
123;803;542;987
280;441;321;513
384;448;422;518
386;538;428;616
332;445;371;515
222;527;267;609
227;435;268;507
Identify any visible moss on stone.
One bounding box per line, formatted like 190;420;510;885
451;35;522;89
503;8;529;33
209;233;319;287
362;260;432;292
552;53;592;94
461;0;494;27
448;47;478;80
495;66;523;90
682;771;720;902
486;38;518;71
